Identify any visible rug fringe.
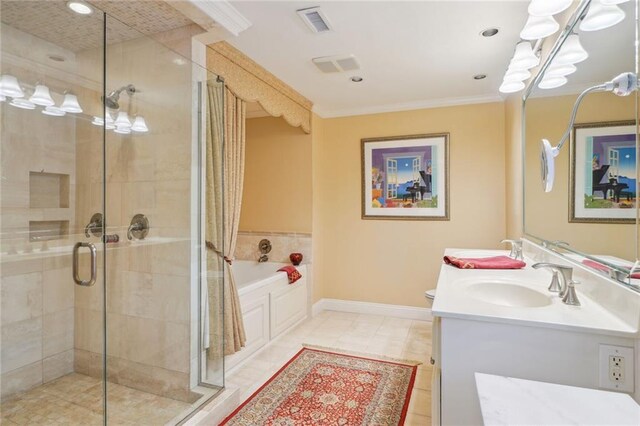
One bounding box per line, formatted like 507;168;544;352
302;343;423;366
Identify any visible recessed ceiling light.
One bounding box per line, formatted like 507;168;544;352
67;1;93;15
474;74;487;80
480;28;499;37
350;76;363;83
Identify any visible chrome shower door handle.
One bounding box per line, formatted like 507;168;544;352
72;242;97;287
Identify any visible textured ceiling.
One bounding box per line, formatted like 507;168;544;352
1;0;197;52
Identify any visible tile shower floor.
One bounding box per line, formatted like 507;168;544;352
0;373;190;425
219;311;433;426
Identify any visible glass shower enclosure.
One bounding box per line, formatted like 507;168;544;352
0;1;224;424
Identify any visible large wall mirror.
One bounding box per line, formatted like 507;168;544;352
523;0;639;287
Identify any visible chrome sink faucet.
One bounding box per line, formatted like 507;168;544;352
501;239;523;261
532;263;580;305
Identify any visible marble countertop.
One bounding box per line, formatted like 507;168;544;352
475;373;640;426
431;248;639;337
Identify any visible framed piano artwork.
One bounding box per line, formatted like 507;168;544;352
361;133;449;220
570;121;636;224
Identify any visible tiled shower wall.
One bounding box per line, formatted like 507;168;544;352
71;34;198;402
0;26;77;400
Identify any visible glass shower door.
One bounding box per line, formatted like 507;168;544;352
0;2;107;424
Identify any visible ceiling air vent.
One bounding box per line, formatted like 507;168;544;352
297;7;333;33
312;55;360;74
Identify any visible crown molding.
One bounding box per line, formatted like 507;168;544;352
313;93;505;118
188;0;252;36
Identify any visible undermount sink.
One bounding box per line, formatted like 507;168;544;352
466;282;552;308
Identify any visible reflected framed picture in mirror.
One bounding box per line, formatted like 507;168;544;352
570;121;636;223
361;133;449;220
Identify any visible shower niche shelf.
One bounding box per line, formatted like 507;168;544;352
29;220;69;242
29;171;70;208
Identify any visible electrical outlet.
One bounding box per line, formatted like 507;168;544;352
599;345;634;392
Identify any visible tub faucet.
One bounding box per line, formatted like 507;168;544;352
501;239;523;261
532;263;573;298
258;254;268;263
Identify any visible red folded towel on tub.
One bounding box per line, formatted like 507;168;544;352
278;265;302;284
582;259;640;279
443;255;526;270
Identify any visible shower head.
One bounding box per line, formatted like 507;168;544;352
104;84;136;110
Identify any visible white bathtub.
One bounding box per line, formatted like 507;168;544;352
226;260;308;370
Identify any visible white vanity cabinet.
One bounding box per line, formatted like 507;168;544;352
432;248;640;426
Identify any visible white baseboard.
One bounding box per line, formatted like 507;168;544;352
313;298;432;321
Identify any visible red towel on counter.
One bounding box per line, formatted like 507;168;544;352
582;259;640;279
278;265;302;284
443;255;526;270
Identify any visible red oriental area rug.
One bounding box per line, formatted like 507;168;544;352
220;348;417;426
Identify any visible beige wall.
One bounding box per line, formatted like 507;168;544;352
505;95;523;239
240;116;312;233
313;103;507;307
524;92;636;260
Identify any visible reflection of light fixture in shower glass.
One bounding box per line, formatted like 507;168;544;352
114;111;131;129
114;126;132;135
60;93;82;113
0;75;24;98
520;15;559;40
29;84;55;106
580;0;625;31
131;116;149;133
42;106;66;116
554;34;588;65
10;98;36;109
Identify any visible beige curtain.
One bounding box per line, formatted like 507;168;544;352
206;80;247;357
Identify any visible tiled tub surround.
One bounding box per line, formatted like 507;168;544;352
235;232;312;264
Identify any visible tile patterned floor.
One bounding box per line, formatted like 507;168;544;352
0;373;191;425
223;311;433;426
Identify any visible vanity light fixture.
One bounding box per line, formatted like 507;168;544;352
579;0;625;32
42;106;66;117
29;84;55;106
114;126;132;135
540;72;637;192
504;67;531;82
499;80;525;94
10;98;36;110
545;62;577;77
114;111;132;129
511;41;540;69
131;116;149;133
538;75;568;89
60;93;83;113
554;33;588;65
528;0;573;16
520;14;559;40
0;75;24;98
67;1;93;15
